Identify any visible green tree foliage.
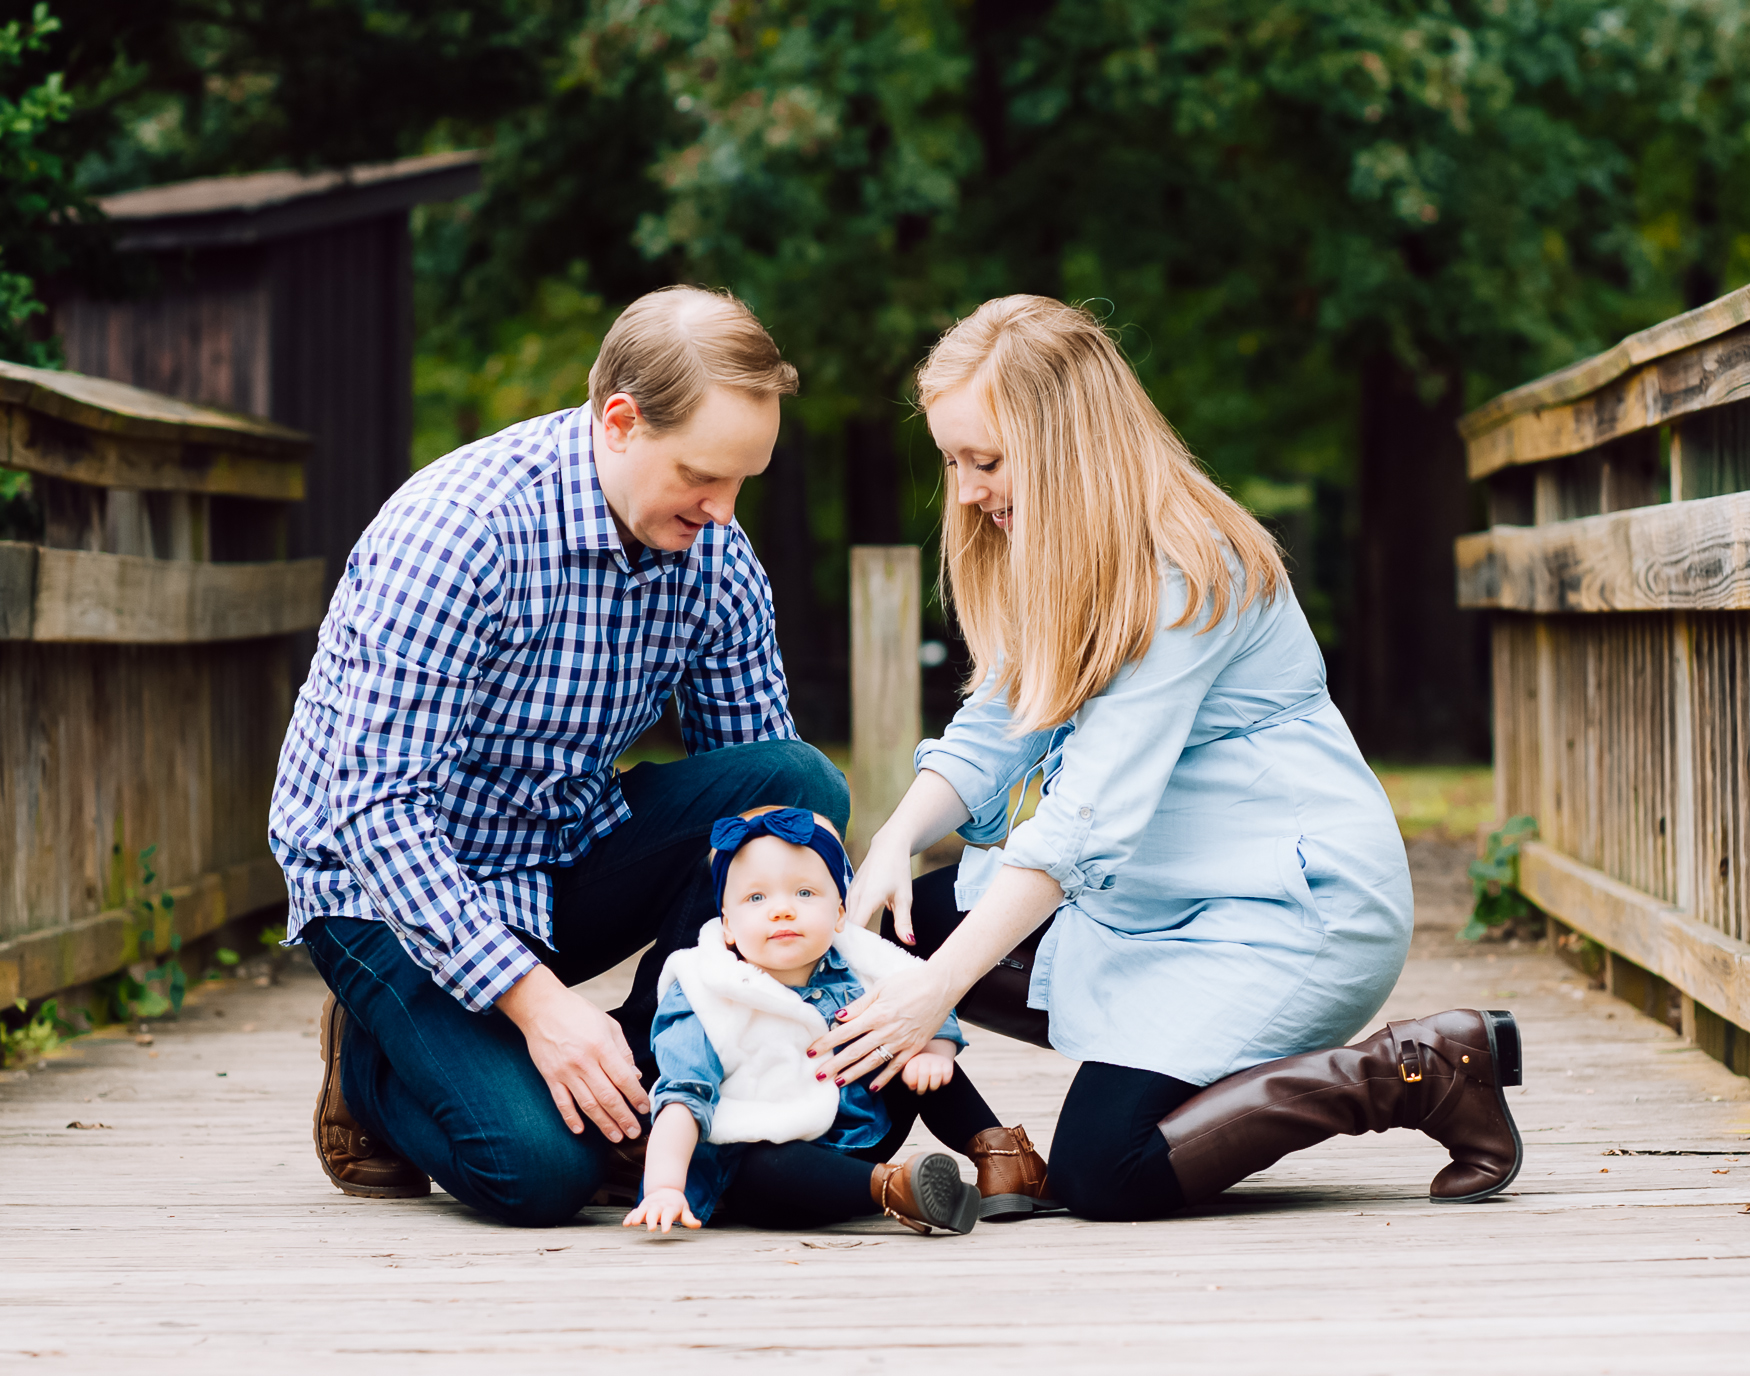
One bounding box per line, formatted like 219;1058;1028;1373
29;2;1750;741
0;3;80;364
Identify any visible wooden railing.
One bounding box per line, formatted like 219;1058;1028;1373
0;361;327;1005
1457;287;1750;1075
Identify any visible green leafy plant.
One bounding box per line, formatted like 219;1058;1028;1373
95;845;186;1020
1;996;74;1067
1462;815;1539;941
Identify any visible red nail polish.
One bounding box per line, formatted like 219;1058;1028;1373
807;1049;816;1058
834;1078;845;1087
816;1072;826;1081
836;1009;848;1021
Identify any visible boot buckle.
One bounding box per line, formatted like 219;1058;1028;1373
1398;1040;1424;1083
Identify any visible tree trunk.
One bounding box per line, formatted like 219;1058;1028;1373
844;411;902;546
757;423;840;740
1346;353;1490;762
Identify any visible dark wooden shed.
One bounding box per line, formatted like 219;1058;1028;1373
52;150;481;618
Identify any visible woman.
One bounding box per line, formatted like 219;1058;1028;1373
810;296;1523;1221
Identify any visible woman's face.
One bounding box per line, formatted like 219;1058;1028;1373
928;384;1012;531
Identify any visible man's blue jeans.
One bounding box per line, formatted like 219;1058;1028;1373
301;739;849;1228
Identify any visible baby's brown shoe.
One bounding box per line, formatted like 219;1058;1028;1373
965;1123;1061;1220
314;995;431;1199
869;1152;980;1235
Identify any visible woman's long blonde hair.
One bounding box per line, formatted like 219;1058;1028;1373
916;295;1286;734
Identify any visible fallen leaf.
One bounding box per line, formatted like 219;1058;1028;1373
65;1121;111;1130
1713;1169;1730;1175
1600;1167;1609;1173
134;1034;154;1047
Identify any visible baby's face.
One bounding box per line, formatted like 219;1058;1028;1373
720;835;845;984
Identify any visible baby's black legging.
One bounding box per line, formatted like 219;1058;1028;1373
717;1071;998;1229
890;867;1197;1222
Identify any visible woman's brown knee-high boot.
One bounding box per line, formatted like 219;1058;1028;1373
1157;1008;1523;1205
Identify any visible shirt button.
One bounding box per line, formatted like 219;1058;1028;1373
1078;806;1092;819
808;990;822;1000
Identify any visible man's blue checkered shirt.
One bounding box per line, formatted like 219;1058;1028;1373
269;406;797;1012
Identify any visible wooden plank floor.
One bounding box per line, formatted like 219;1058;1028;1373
5;858;1749;1373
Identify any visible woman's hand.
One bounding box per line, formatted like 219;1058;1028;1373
843;831;918;943
809;960;958;1091
900;1046;958;1094
623;1187;700;1234
844;769;972;943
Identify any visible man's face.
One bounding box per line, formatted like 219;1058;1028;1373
594;385;781;551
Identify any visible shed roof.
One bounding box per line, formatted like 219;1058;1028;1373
97;150;483;252
0;358;309;455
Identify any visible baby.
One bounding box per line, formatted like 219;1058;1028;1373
624;806;1055;1235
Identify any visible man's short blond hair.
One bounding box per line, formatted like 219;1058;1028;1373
588;285;798;430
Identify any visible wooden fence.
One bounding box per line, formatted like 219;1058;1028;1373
1457;286;1750;1075
0;360;327;1006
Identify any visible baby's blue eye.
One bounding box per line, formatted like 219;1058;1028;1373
797;887;816;899
744;891;765;903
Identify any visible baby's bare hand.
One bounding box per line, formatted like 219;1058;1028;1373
623;1187;701;1234
900;1052;956;1094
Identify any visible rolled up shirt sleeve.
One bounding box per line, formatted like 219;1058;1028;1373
914;669;1053;844
326;498;543;1012
650;983;725;1139
1000;569;1258;903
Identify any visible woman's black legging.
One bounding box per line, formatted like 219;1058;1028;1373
888;866;1197;1221
718;1065;1000;1229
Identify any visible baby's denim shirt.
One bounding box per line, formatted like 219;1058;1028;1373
649;944;965;1223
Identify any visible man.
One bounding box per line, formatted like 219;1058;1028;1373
272;286;848;1227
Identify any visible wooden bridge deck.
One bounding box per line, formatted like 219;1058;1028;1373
5;858;1748;1374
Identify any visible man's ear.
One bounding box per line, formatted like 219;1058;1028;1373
599;392;642;450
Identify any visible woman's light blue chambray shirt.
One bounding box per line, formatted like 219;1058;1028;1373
917;567;1412;1088
649;947;965;1223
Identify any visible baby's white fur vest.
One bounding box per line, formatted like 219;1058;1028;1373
656;920;923;1145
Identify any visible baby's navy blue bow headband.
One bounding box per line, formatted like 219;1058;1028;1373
709;808;853;912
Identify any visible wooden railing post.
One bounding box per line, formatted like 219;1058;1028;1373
849;546;921;871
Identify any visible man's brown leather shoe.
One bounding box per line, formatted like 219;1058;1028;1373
869;1151;980;1235
314;995;431;1199
965;1123;1061;1220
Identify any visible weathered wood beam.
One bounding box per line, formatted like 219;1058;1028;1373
1518;841;1750;1031
849;546;920;871
15;550;328;642
1455;491;1750;611
1464;321;1750;479
0;540;34;639
0;359;308;456
0;854;286;1005
2;405;306;500
1459;284;1750;464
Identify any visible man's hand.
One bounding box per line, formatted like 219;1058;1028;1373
497;966;650;1141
